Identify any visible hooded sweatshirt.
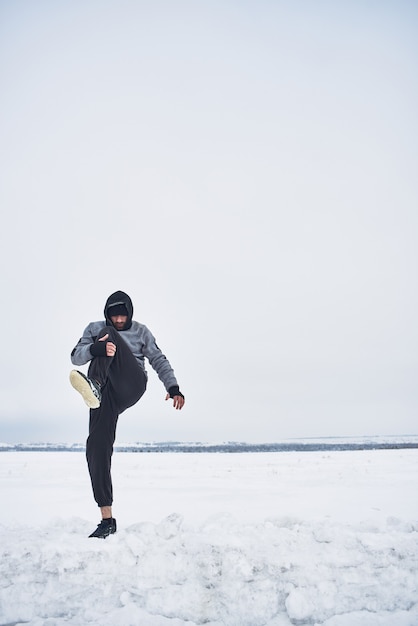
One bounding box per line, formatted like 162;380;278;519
71;291;178;392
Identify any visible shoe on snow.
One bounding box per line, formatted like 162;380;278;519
89;518;117;538
70;370;101;409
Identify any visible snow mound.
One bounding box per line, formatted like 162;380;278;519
1;513;418;626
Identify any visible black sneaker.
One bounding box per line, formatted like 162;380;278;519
89;518;117;538
70;370;102;409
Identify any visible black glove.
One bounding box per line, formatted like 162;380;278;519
168;385;184;399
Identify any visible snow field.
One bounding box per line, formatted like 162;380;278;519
0;450;417;625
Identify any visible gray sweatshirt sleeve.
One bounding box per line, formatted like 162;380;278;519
71;323;98;366
141;326;178;391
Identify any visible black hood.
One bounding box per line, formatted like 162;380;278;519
104;291;134;330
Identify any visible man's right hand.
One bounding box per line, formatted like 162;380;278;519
99;334;117;357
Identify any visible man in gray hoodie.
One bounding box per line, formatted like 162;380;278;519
70;290;185;538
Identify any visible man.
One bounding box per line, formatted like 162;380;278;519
70;290;185;538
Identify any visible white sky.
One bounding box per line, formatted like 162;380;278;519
0;0;417;443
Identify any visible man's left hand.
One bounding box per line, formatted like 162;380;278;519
165;393;185;410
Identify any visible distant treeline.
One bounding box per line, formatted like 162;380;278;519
115;442;418;453
1;442;418;453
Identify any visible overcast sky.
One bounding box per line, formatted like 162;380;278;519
1;0;417;444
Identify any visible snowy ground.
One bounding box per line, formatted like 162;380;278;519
0;449;417;626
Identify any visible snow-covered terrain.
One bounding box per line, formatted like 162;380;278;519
1;449;417;625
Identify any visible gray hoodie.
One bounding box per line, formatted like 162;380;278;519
71;291;178;392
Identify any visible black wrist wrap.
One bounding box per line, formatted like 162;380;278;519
90;341;108;357
168;385;184;399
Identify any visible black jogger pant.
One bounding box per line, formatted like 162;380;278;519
86;326;147;507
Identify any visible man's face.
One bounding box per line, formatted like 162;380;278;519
110;315;128;330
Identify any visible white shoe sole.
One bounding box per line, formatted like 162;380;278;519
69;370;100;409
